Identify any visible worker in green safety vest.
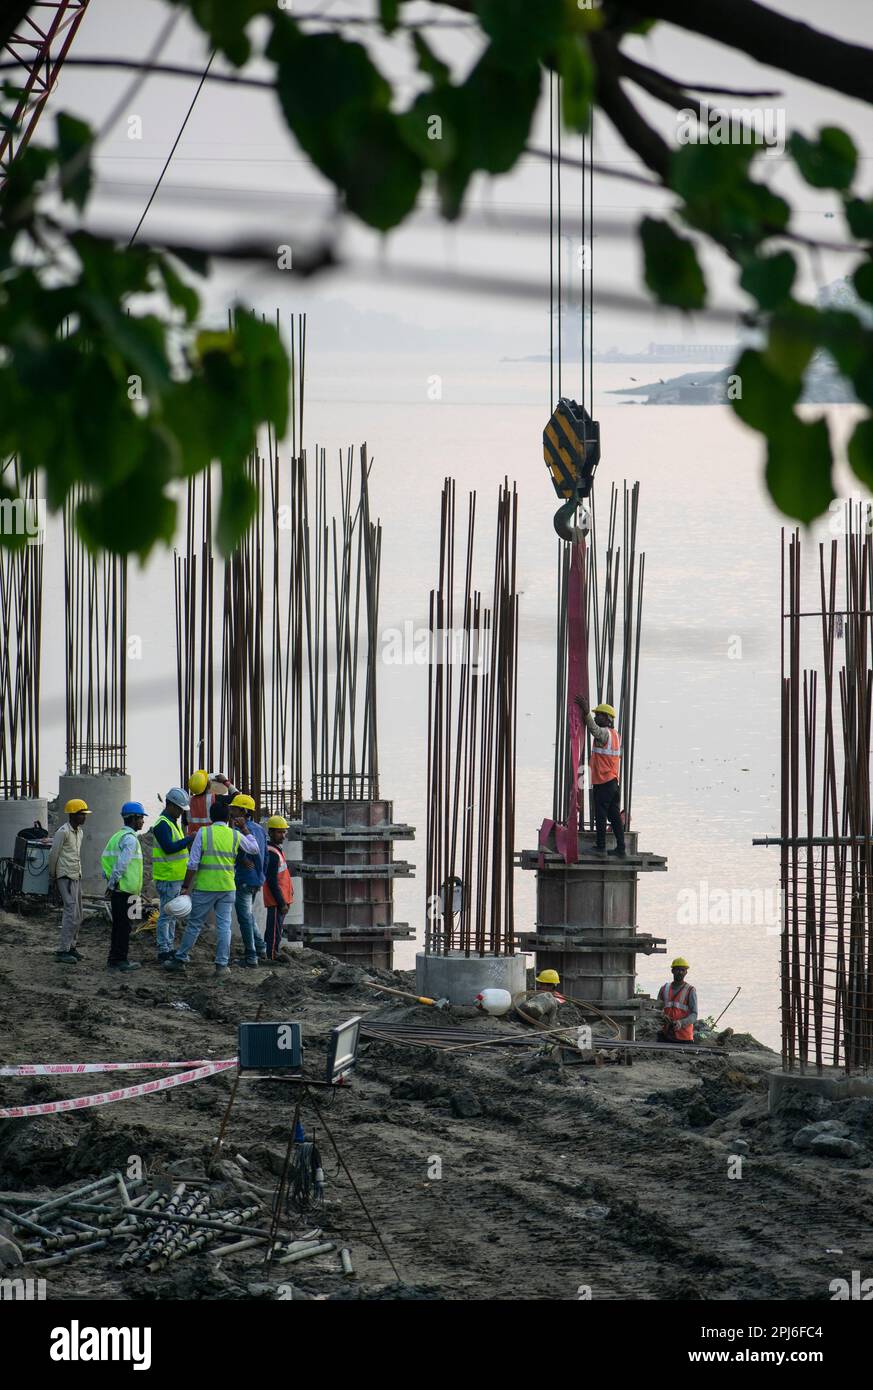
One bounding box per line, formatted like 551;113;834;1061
152;786;197;963
101;801;148;973
164;800;260;981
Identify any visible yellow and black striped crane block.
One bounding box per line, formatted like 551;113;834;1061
543;397;601;500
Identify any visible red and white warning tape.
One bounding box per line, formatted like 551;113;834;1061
0;1059;234;1076
0;1060;237;1119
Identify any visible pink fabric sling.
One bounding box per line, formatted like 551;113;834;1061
539;535;588;865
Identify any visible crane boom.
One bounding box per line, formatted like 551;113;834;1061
1;1;91;184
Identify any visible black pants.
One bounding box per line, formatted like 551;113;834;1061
593;778;625;853
108;890;134;965
265;905;287;960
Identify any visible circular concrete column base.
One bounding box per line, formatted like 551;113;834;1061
415;950;527;1007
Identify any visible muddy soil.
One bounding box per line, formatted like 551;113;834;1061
1;906;872;1301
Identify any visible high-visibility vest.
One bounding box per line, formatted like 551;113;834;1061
101;829;143;894
263;843;293;909
590;727;621;785
152;814;188;882
193;823;240;892
662;981;695;1041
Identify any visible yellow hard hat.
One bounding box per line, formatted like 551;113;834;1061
64;798;91;815
266;815;288;830
536;968;561;985
188;769;209;795
594;702;617;718
672;956;690;969
231;793;255;811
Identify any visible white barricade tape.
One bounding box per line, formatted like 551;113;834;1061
0;1060;238;1119
0;1059;234;1076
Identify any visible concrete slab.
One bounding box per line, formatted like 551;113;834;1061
769;1067;873;1111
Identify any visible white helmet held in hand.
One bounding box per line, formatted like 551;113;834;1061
165;893;192;919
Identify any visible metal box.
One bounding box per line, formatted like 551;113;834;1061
238;1021;302;1070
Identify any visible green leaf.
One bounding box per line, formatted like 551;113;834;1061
739;251;796;310
169;0;276;67
412;32;449;85
559;37;593;131
217;464;258;554
844;197;873;242
639;217;706;310
847;417;873;490
731;349;800;430
765;416;834;524
154;256;200;324
671;141;757;202
853;261;873;305
379;0;400;32
475;0;566;61
765;306;818;383
789;126;857;191
55;112;93;211
269;23;421;229
75;428;178;558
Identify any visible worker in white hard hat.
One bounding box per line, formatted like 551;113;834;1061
657;958;697;1043
574;694;626;859
152;787;198;963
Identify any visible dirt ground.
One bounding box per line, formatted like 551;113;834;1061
2;902;873;1302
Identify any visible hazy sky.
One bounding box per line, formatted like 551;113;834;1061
47;0;873;358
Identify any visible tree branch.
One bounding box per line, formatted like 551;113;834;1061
616;0;873;107
619;55;779;102
590;32;672;182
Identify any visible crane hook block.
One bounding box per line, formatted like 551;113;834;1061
543;398;601;501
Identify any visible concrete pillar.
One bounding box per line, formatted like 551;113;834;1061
0;798;49;859
58;773;131;896
415;950;527;1006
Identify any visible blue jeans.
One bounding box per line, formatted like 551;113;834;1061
175;890;235;966
235;885;265;960
155;880;183;956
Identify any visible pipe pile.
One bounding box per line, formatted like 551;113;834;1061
425;478;519;956
62;484;127;774
0;461;43;798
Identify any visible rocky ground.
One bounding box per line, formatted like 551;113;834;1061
1;903;872;1302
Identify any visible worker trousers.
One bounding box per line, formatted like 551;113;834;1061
175;889;234;966
235;884;266;962
155;880;180;957
265;905;287;961
593;778;625;853
108;890;136;966
57;876;83;952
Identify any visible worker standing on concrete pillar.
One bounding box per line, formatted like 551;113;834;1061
230;793;267;967
263;815;294;960
101;802;147;973
152;787;196;963
49;798;91;965
164;801;260;981
574;695;626;859
657;958;697;1043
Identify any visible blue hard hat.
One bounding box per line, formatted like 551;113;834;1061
121;801;147;818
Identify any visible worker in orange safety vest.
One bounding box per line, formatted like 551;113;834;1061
657;958;698;1043
574;694;626;859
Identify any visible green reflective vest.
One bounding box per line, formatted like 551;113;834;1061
101;829;143;894
152;813;188;882
194;823;240;892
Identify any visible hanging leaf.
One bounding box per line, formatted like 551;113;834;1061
640;218;706;310
789;126;857;191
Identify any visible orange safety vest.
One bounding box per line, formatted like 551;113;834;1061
263;843;293;909
662;981;695;1041
590;727;621;785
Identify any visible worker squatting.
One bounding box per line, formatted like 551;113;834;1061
48;772;294;981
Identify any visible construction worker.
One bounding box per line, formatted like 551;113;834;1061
49;798;90;965
152;787;197;963
263;815;294;960
101;802;147;973
186;770;240;832
230;793;267;967
575;694;626;859
535;968;565;1003
658;958;698;1043
164;800;261;980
